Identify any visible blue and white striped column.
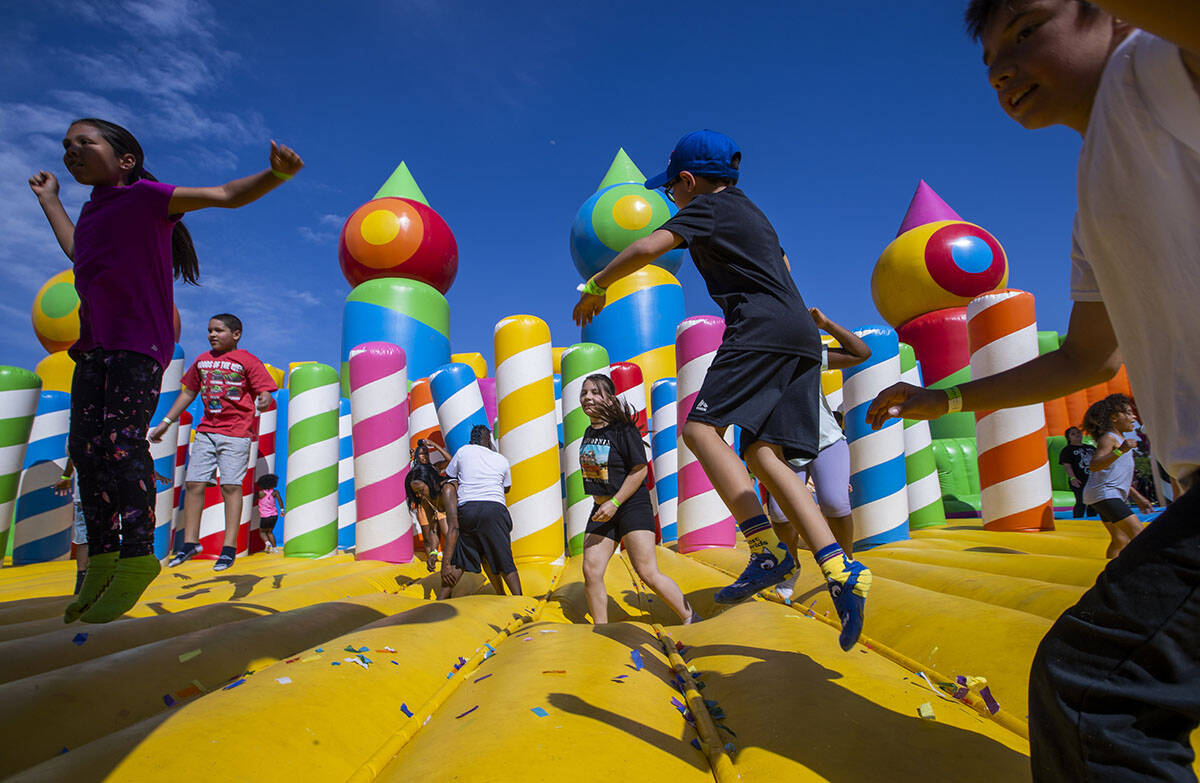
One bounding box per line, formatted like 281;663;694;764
13;391;72;564
151;344;184;557
337;397;356;550
429;362;489;456
842;325;910;549
272;389;289;546
651;378;679;544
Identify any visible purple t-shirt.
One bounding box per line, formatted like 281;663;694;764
71;179;178;368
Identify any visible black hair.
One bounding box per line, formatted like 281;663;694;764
211;313;243;333
964;0;1097;41
469;425;492;447
581;374;637;427
1082;394;1133;439
255;473;278;490
405;462;444;511
73;118;200;285
1065;426;1082;438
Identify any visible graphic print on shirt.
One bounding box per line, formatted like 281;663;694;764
198;359;247;415
579;441;610;484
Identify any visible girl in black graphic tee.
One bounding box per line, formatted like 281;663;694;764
579;374;697;624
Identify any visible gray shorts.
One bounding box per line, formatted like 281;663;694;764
186;432;252;486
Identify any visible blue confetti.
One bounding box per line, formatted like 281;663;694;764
530;707;548;717
391;660;400;666
400;703;413;717
691;739;702;751
630;650;643;671
316;648;323;653
72;633;88;646
455;705;478;719
331;661;342;666
60;747;69;755
223;679;246;690
474;673;493;683
163;694;176;707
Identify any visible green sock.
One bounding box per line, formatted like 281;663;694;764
79;554;161;624
64;552;119;623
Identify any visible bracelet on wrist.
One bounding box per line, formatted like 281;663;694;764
582;276;607;297
60;474;72;482
271;169;293;181
161;416;174;426
944;385;963;414
610;497;622;509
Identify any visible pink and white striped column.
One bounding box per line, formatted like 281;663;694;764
611;361;659;539
967;289;1054;532
675;316;736;552
349;342;413;563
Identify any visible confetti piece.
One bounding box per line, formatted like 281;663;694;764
613;674;628;680
285;656;301;664
630;650;644;671
174;685;202;699
331;661;341;666
191;679;206;693
917;702;936;720
691;739;702;751
223;679;246;690
717;724;737;737
344;645;369;653
178;649;202;663
610;678;625;684
401;703;413;717
162;694;176;706
72;633;88;646
456;705;479;719
276;677;292;685
541;670;566;674
523;638;531;642
474;673;493;683
671;697;686;712
315;648;323;653
392;661;400;666
539;629;557;633
446;672;454;679
382;646;396;653
724;743;736;753
301;655;321;663
530;707;548;717
60;747;68;755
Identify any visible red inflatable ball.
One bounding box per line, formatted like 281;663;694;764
338;197;458;294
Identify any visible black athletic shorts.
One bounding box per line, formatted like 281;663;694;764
585;487;655;542
687;348;821;460
259;515;278;533
450;501;517;574
1091;497;1134;523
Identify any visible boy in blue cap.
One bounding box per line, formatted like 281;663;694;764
867;1;1200;778
574;130;870;651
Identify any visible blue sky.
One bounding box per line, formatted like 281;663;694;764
1;0;1087;378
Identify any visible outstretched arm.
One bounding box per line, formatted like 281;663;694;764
573;229;682;326
29;172;76;259
148;387;198;442
168;141;303;214
867;301;1121;429
810;308;871;370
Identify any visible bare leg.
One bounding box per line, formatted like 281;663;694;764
828;515;854;555
183;482;207;543
681;422;773;524
267;531;276;548
220;484;242;549
481;564;506;595
623;529;693;622
744;441;836;553
582;533;618;624
1104;515;1145;559
258;529;270;551
501;571;522;596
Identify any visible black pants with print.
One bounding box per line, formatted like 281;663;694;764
68;349;163;558
1029;482;1200;781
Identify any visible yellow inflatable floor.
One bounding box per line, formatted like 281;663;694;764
1;521;1194;781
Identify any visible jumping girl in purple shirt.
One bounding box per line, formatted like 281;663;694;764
29;118;302;623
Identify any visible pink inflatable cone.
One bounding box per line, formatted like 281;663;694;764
896;180;962;236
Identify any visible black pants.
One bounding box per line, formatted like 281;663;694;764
68;349;163;558
1029;482;1200;781
1072;484;1095;518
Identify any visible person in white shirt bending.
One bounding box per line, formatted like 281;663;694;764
439;425;522;599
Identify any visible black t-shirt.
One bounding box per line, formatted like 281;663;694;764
580;421;649;498
660;187;821;359
1058;444;1095;478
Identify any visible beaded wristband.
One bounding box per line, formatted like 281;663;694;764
582;277;607;297
271;169;293;181
945;386;963;414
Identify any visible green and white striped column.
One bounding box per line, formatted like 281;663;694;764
560;343;610;556
899;343;946;528
284;363;340;558
0;367;42;561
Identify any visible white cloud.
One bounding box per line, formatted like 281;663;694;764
299;214;347;245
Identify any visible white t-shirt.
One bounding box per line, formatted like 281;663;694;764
787;348;845;469
445;443;512;505
1072;30;1200;486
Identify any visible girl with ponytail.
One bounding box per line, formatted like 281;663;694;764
28;118;303;623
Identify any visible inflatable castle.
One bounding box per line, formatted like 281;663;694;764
1;158;1189;782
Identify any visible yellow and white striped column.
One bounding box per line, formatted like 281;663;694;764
494;315;563;565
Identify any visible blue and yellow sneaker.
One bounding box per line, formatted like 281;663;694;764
715;549;795;604
817;544;871;651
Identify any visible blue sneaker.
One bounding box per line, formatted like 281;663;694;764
826;559;870;651
715;550;795;604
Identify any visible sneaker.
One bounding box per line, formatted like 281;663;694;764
167;544;199;568
715;549;795;604
775;567;801;601
826;560;870;651
213;553;235;572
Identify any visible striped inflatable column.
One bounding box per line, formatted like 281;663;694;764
196;432;257;557
842;326;910;549
611;361;658;534
337;398;356;550
408;378;445;544
675;316;736;553
495;315;563;564
284;364;340;558
171;411;193;553
899;344;946;529
150;344;184;557
349;341;412;563
967;290;1054;531
13;391;71;564
429;363;489;455
247;398;276;555
651;378;679;544
553;373;565;514
820;335;844;413
0;367;42;560
560;343;610;556
237;432;258;556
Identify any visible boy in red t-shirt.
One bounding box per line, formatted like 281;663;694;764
150;313;276;571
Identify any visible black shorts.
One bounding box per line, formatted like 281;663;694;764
585;488;655;542
1091;497;1134;523
258;515;278;532
687;348;821;460
450;501;517;574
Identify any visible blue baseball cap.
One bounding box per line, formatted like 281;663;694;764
644;130;741;190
